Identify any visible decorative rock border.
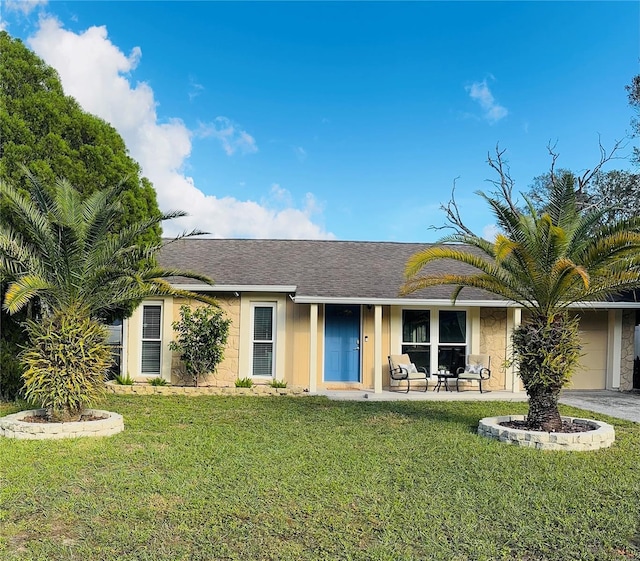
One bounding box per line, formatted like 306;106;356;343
478;415;615;451
0;409;124;440
105;381;306;397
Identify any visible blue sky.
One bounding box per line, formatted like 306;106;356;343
2;1;639;241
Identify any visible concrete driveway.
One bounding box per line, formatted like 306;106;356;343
559;390;640;423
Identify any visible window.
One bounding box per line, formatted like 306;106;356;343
141;304;162;375
400;309;468;374
437;310;467;373
252;304;275;377
401;310;430;371
106;318;123;378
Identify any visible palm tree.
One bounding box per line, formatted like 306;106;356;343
0;174;214;318
0;174;216;420
402;171;640;431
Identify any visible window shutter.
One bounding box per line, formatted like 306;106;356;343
141;305;162;375
142;306;161;339
253;307;273;341
252;305;274;377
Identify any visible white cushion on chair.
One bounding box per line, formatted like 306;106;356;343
398;363;418;374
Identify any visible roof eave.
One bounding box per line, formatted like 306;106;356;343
170;284;297;293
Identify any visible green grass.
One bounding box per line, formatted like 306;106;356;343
1;396;639;561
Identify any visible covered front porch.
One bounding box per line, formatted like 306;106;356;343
299;300;636;395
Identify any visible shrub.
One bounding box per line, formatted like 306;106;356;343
21;308;112;421
0;339;24;401
148;377;168;386
0;308;29;401
235;377;254;388
114;373;135;385
269;379;287;388
169;305;231;387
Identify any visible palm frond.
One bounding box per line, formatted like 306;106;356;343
0;174;216;319
4;276;56;314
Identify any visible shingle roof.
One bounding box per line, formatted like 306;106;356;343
158;239;505;302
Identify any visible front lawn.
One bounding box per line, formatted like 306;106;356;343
1;396;639;561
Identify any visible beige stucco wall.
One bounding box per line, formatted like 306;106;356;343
127;295;634;392
573;311;608;390
287;300;312;389
361;306;374;389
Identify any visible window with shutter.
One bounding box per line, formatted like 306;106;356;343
141;304;162;375
251;304;275;377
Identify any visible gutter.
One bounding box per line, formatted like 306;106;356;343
171;284;298;293
169;284;640;309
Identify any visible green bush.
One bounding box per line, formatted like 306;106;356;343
169;304;231;387
234;377;254;388
0;339;24;401
269;379;287;388
21;308;112;421
114;372;135;386
148;377;168;386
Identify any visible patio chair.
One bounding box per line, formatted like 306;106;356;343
388;354;429;393
456;354;491;393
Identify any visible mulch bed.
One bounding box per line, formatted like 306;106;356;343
21;413;106;424
500;420;595;433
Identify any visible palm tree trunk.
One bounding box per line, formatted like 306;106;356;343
526;386;563;431
512;312;582;432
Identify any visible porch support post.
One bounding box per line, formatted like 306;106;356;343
121;316;128;378
506;307;522;392
470;308;481;354
606;309;622;390
374;305;383;394
309;303;318;393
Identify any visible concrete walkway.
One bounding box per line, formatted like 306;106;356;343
314;389;528;402
313;388;640;423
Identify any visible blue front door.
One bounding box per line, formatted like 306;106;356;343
324;304;361;382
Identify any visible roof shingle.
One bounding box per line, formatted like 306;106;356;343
158;239;503;302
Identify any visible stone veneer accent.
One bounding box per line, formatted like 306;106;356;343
620;310;635;391
0;409;124;440
478;308;507;391
171;296;241;387
478;415;615;451
106;382;306;397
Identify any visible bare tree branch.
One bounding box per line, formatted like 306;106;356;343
430;178;475;236
486;145;519;215
546;141;560;188
575;136;626;192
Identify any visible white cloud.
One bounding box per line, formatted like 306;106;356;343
196;117;258;156
4;0;47;16
268;183;293;207
482;223;500;241
27;17;333;240
466;79;508;124
293;146;307;162
188;76;204;102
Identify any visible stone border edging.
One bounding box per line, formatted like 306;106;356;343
0;409;124;440
478;415;615;451
105;381;306;397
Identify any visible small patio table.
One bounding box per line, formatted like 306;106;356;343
434;372;457;392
